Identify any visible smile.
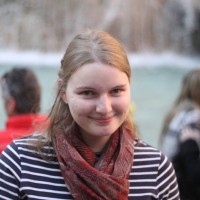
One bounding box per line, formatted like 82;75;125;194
93;117;113;124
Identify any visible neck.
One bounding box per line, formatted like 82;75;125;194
80;133;111;153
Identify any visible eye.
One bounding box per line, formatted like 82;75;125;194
112;88;121;93
80;90;95;96
111;88;124;95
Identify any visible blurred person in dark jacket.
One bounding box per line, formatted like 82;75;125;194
173;124;200;200
160;68;200;199
160;69;200;160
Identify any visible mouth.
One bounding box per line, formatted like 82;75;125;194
92;116;113;124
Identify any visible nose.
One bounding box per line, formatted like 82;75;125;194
96;95;112;114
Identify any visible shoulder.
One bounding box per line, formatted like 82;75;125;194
134;139;172;168
133;139;178;181
0;133;36;158
134;139;162;156
133;139;172;174
1;133;54;162
0;133;56;173
0;134;41;182
11;133;44;151
130;139;180;199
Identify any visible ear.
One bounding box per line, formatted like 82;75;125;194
57;79;68;104
6;98;16;116
60;90;68;104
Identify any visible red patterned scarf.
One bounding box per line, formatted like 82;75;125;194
54;127;134;200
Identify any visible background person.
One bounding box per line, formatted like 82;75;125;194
172;126;200;199
0;67;46;153
0;30;179;199
160;68;200;160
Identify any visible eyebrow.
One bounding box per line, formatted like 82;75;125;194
75;84;128;90
112;84;127;88
75;87;94;90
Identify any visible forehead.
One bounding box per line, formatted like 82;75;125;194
68;63;129;86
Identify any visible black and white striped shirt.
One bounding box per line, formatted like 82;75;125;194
0;134;180;200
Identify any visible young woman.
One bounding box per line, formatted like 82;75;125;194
0;30;179;199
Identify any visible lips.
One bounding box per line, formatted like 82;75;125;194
93;117;113;124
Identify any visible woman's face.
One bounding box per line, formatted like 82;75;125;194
62;63;131;145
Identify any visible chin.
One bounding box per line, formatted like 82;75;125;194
97;128;118;137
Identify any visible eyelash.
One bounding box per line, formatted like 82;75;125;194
111;88;123;94
79;88;124;97
80;91;95;96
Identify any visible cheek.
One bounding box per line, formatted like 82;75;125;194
114;96;131;113
67;98;93;117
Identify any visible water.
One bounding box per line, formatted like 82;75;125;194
131;67;187;149
0;52;199;150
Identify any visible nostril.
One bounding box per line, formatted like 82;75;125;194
95;95;112;113
96;103;112;113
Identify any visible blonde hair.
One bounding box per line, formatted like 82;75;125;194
161;68;200;139
46;29;135;143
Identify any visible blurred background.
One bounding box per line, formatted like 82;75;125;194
0;0;200;149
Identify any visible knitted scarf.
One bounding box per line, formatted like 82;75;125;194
54;127;134;200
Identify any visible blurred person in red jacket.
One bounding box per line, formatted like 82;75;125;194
0;67;46;153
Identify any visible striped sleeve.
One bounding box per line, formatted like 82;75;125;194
0;143;21;199
0;136;72;200
128;140;180;200
156;153;180;199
